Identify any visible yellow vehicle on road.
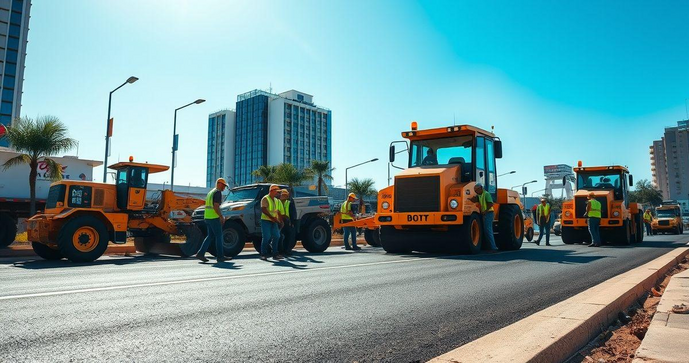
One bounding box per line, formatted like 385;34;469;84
376;122;524;254
560;163;643;245
26;158;204;262
652;202;684;235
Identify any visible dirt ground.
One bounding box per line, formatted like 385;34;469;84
568;258;689;363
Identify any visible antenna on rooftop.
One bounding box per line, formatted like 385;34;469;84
269;82;273;94
453;113;456;126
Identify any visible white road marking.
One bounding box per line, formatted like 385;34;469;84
0;257;425;301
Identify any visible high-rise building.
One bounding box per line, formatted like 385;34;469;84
0;0;30;148
650;119;689;212
231;89;332;186
206;109;235;188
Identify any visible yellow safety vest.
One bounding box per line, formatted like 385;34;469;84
478;191;494;213
588;199;602;218
277;199;291;218
537;203;551;221
341;201;353;220
204;188;220;219
284;200;291;218
643;212;652;223
261;195;278;221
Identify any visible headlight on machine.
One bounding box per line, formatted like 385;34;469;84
382;201;390;210
565;211;572;217
449;199;459;209
613;211;620;217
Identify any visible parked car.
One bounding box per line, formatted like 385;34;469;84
552;214;562;236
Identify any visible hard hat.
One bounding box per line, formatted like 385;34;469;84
475;183;484;188
280;189;290;195
540;198;546;202
216;178;229;187
588;192;595;197
270;184;280;191
348;193;357;199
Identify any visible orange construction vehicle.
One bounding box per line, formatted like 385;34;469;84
651;201;684;235
560;162;643;245
333;213;380;247
376;122;525;254
26;158;204;262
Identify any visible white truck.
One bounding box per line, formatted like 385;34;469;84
191;183;332;257
0;147;102;247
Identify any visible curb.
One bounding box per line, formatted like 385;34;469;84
429;244;689;363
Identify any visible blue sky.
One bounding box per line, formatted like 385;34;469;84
20;0;689;194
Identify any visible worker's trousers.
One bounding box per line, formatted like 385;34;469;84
261;220;280;257
645;222;652;236
343;226;358;248
536;217;550;244
483;212;498;250
588;217;602;245
198;218;223;259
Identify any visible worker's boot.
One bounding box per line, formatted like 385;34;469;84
196;253;209;262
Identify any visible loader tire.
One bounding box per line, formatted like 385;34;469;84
561;226;579;244
0;213;17;248
133;231;170;254
525;227;534;242
32;242;63;260
58;216;109;262
496;205;524;251
379;226;412;254
458;213;482;254
302;218;331;253
177;224;203;257
616;220;632;245
634;214;643;244
364;229;381;247
209;221;246;258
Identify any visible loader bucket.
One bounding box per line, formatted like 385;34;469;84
135;224;203;257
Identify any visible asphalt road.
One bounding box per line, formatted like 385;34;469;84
1;234;688;363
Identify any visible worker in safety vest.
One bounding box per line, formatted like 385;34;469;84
340;193;360;250
535;198;552;246
277;189;296;255
470;183;498;252
260;184;283;261
196;178;230;263
585;192;602;247
643;209;653;236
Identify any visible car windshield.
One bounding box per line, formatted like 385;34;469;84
409;135;473;168
656;209;677;218
577;172;622;191
225;187;260;203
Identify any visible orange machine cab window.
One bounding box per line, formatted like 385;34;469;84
126;168;147;210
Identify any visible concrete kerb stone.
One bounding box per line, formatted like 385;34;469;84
429;244;689;363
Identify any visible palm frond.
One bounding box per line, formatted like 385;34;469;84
2;154;32;170
42;157;65;181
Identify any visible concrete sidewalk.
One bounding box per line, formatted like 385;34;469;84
634;269;689;362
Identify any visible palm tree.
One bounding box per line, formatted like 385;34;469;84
252;165;276;183
272;163;313;188
1;116;77;215
347;178;377;214
307;160;333;196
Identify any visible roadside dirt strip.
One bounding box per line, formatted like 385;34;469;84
429;243;689;363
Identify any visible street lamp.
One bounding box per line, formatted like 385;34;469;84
170;99;205;191
103;76;138;182
531;188;546;198
498;170;516;177
345;158;379;196
520;179;538;207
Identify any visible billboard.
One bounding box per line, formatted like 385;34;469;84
544;164;573;178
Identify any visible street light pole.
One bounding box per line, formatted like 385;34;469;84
521;179;538;207
345;158;379;197
171;99;205;191
103;76;138;182
498;170;516;177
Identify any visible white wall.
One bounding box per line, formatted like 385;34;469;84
223;110;236;184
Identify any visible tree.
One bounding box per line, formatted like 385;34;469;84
271;163;313;188
347;178;377;214
1;116;77;215
629;179;663;207
252;165;276;183
307;160;333;196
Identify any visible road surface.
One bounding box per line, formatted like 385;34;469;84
1;234;687;362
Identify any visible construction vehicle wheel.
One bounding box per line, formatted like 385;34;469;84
302;218;331;253
634;214;644;244
58;216;109;262
133;231;170;254
457;213;482;254
379;226;412;253
176;224;203;257
32;242;63;260
525;227;534;242
209;221;246;258
364;229;381;247
615;220;632;245
496;205;524;251
561;227;579;244
0;213;17;247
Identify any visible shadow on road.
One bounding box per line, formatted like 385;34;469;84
9;254;245;270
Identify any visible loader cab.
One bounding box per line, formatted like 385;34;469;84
401;124;503;200
109;160;169;211
574;167;633;205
